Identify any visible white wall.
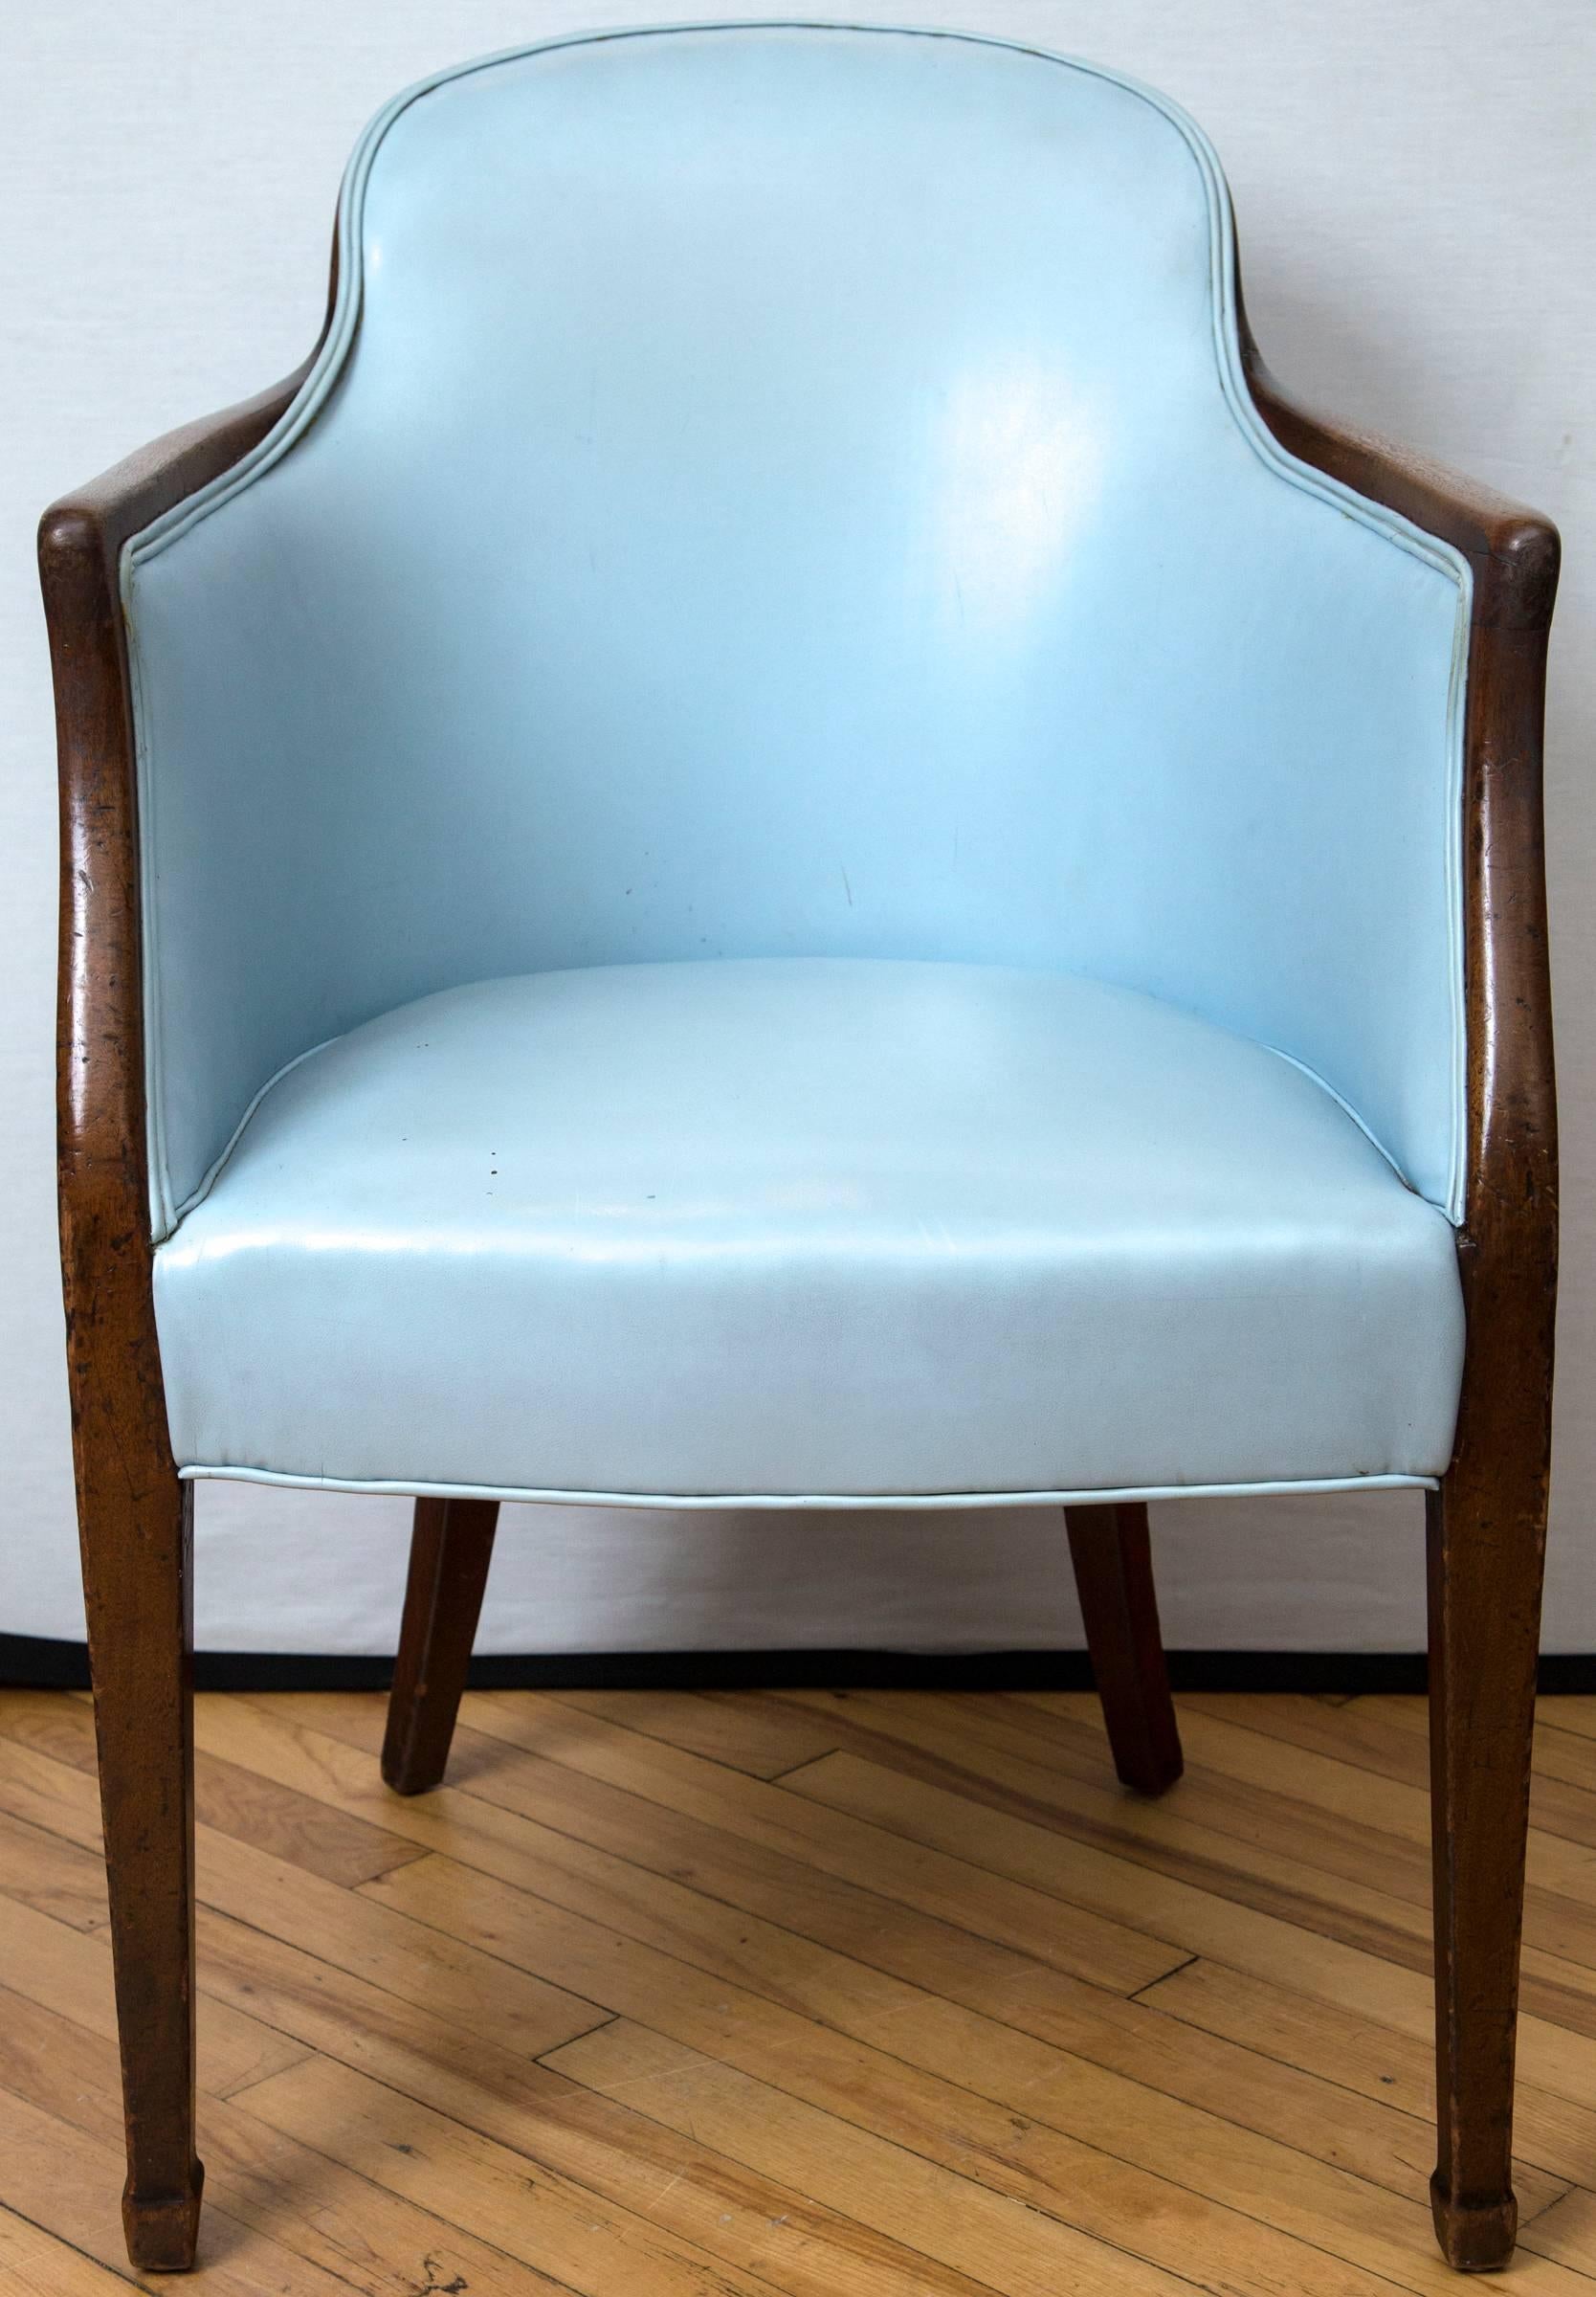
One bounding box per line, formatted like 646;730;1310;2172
4;0;1591;1656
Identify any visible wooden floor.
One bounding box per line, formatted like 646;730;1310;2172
7;1690;1596;2293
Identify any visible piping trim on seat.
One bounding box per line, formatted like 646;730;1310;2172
177;1465;1439;1506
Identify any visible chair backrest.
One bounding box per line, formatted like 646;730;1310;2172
124;24;1470;1236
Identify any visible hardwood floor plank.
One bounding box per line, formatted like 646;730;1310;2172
778;1687;1596;1972
765;1701;1596;2040
0;2205;132;2297
544;2020;1222;2297
198;1691;1480;2214
188;1738;431;1891
240;2047;1202;2297
0;1978;573;2297
233;1700;1596;2232
1540;1701;1596;1747
1139;1697;1596;1930
0;1687;426;1887
467;1687;1188;1985
780;1685;1134;1790
187;1896;996;2297
0;1804;107;1932
0;2080;359;2294
0;1723;604;2063
1519;2188;1596;2275
545;2016;1594;2297
785;1749;1596;2112
1182;1690;1596;1854
255;1685;1185;1994
235;2051;955;2297
1529;1725;1596;1797
0;1749;976;2296
1172;1694;1430;1779
6;1686;1594;2294
0;1885;307;2100
1142;1953;1584;2197
552;1687;847;1778
768;1689;1459;1966
361;1846;1581;2293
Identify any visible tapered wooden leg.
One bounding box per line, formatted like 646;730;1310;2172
76;1438;202;2269
1427;1455;1548;2270
382;1498;500;1795
1064;1502;1183;1795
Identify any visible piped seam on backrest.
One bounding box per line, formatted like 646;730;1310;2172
122;21;1472;1236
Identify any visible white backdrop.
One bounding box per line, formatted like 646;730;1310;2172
4;0;1591;1655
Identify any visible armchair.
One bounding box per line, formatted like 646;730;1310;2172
39;25;1557;2274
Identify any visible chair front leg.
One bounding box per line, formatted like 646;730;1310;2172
73;1363;202;2270
1426;1437;1549;2271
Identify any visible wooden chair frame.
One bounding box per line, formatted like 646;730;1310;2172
39;237;1557;2270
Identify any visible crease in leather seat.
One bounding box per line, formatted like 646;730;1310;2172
123;24;1474;1509
153;960;1465;1503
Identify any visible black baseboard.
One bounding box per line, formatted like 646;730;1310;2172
2;1631;1593;1697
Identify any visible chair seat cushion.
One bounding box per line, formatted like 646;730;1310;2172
153;958;1465;1504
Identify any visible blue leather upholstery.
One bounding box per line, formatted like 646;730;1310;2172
128;26;1473;1505
125;26;1470;1241
153;962;1464;1502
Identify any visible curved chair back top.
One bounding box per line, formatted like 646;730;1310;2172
124;25;1469;1233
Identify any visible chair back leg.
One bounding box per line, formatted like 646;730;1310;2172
1064;1501;1184;1795
1426;1453;1549;2271
382;1496;500;1795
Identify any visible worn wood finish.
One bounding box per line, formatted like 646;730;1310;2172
1063;1504;1184;1795
40;396;302;2275
1241;280;1561;2270
1426;502;1559;2274
383;1499;501;1795
37;212;1557;2271
38;258;333;2269
8;1686;1596;2294
1418;559;1558;2268
73;1463;198;2270
1427;1478;1549;2268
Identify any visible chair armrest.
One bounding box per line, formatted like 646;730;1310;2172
40;349;332;1491
42;375;305;1191
1237;287;1557;1466
40;253;335;1262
